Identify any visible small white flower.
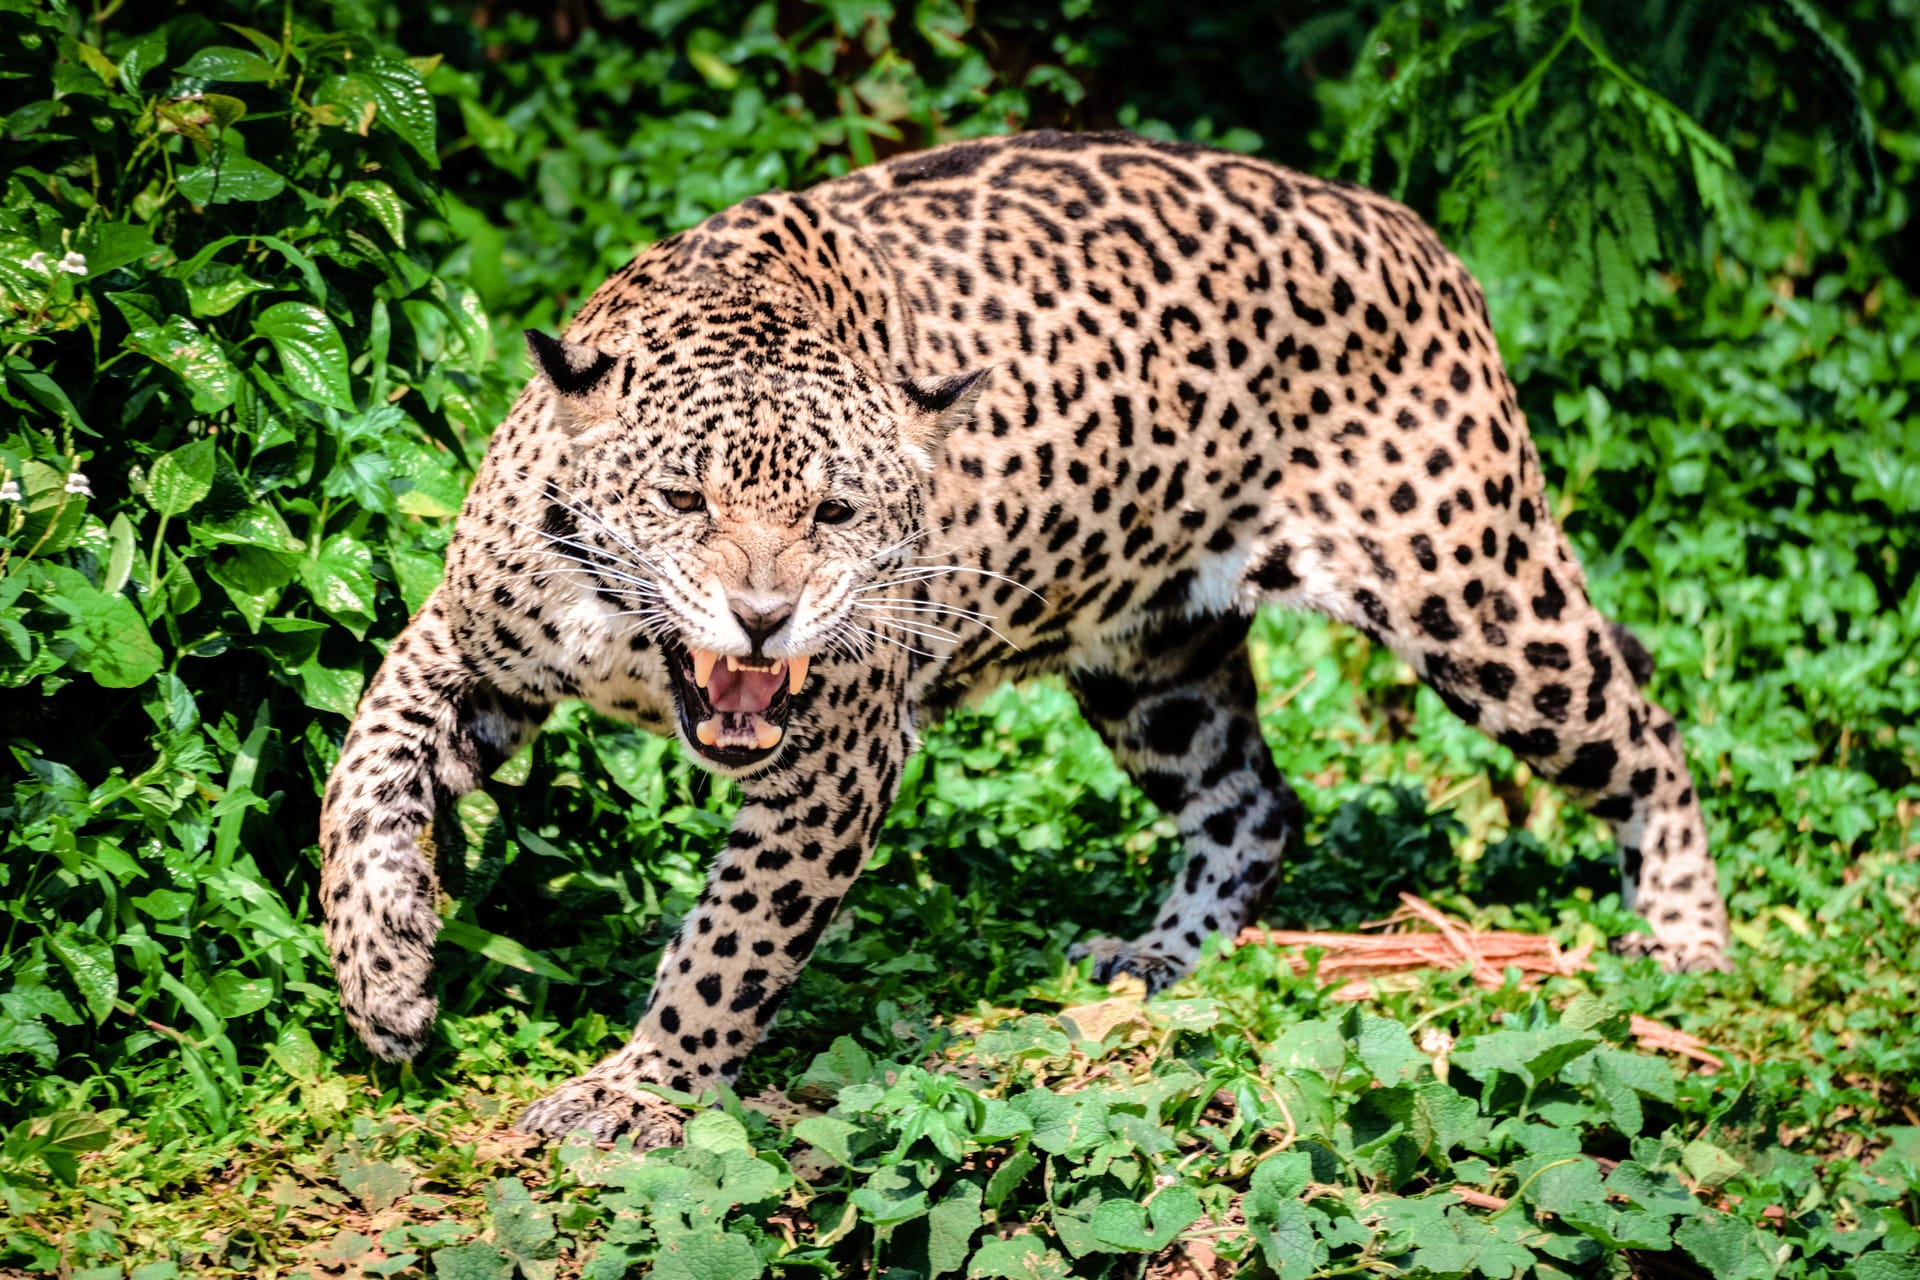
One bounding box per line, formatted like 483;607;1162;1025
1376;41;1392;56
64;471;92;497
23;250;50;273
57;251;88;276
0;479;21;503
1420;1027;1455;1056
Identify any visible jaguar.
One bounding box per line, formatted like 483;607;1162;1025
319;130;1730;1146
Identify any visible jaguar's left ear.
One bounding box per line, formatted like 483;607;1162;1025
526;330;626;436
895;368;991;468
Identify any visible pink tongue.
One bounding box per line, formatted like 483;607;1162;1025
707;664;783;713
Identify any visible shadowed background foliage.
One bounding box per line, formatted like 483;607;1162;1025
2;0;1917;1275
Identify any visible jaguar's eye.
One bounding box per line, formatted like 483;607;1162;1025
815;499;857;525
662;489;706;514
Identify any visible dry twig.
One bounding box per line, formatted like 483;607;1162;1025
1235;893;1724;1069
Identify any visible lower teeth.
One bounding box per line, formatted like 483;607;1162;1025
695;715;784;751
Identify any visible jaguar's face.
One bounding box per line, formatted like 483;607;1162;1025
526;327;985;771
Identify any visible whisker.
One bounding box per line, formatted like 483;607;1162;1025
851;624;937;661
861;564;1047;601
858;598;1022;651
858;598;994;622
858;612;960;643
521;550;663;597
860;525;938;567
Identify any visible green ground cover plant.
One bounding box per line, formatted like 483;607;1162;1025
1;0;1917;1275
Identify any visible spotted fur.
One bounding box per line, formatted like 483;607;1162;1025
319;131;1730;1144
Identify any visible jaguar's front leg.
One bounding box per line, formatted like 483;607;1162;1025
515;657;911;1145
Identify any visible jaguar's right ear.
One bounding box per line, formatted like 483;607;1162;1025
526;330;625;436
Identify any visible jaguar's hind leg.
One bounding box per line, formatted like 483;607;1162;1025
1375;539;1730;971
1067;615;1305;992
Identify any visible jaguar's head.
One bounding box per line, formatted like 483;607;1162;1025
525;319;986;772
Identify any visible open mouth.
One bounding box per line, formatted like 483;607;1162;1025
665;640;812;766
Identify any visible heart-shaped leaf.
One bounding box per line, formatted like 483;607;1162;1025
254;301;354;409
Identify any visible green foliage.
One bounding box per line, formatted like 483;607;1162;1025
0;0;504;1154
2;0;1918;1275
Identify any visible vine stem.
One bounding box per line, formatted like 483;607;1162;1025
1489;1156;1586;1220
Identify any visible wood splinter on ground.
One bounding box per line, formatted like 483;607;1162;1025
1234;893;1725;1070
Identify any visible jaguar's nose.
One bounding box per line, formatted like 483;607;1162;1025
730;600;793;656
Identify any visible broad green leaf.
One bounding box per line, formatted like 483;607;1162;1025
125;320;239;413
295;651;364;717
684;1110;753;1154
1089;1184;1202;1252
984;1145;1038;1210
1605;1161;1700;1217
102;513;136;595
254;301;354;409
119;32;167;88
1355;1014;1425;1085
41;565;164;688
438;920;576;981
208;970;273;1018
199;93;248;132
795;1036;877;1094
176;153;286;205
389;547;446;612
314;72;378;134
201;502;304;553
429;1241;514;1280
1681;1139;1744;1192
209;546;294;632
176;45;276;83
131;888;194;919
1560;1203;1674;1250
168;233;326;303
345;179;406;245
848;1162;931;1226
361;58;437;163
487;1178;558;1279
1267;1020;1344;1074
77;221;158;277
13;1111;114;1187
268;1022;326;1082
186;271;273;318
979;1013;1074;1061
1243;1164;1320;1280
1674;1212;1776;1280
651;1230;762;1280
74;41;119;86
4;353;89;430
1013;1088;1109;1158
1516;1153;1608;1216
221;23;281;59
12;462;87;554
46;931;116;1025
299;532;377;631
927;1180;983;1278
968;1234;1072;1279
335;1151;412;1213
145;437;218;516
1452;1025;1601;1089
787;1120;864;1174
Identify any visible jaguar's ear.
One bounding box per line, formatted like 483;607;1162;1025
895;368;990;469
526;330;624;436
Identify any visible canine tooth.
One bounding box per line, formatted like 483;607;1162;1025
692;648;718;688
753;720;784;750
787;653;811;696
695;717;721;747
